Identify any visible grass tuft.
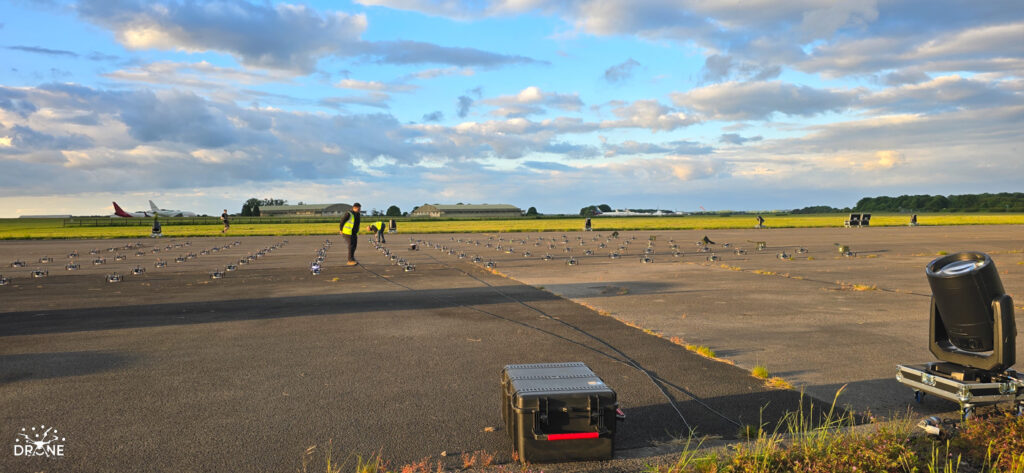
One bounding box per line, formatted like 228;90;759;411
766;376;793;390
684;344;716;359
837;281;878;291
751;365;770;380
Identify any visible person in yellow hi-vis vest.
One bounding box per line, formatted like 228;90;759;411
339;203;361;265
367;220;386;244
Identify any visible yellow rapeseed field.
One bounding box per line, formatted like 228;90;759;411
1;213;1022;239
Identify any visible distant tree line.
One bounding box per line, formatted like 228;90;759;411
240;199;411;217
790;193;1024;214
791;205;849;214
240;198;287;216
855;193;1024;212
580;204;612;216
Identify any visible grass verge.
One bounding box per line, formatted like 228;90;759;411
301;396;1023;472
652;389;1024;473
3;212;1024;239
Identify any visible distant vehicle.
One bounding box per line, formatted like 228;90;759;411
148;200;197;218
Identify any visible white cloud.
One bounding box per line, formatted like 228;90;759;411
601;100;697;131
481;86;583;117
406;67;475;80
334;79;418;93
358;0;1024;81
673;81;859;120
860;75;1022;113
76;0;542;74
104;61;295;92
861;150;906;170
78;0;368;73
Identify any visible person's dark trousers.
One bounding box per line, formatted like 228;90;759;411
343;234;357;262
377;229;386;244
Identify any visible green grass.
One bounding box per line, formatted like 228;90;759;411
652;388;1024;473
684;344;717;359
752;365;770;380
2;213;1024;239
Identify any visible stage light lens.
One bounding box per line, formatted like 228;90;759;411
926;252;1005;353
936;260;983;276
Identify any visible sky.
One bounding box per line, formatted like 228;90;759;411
0;0;1021;217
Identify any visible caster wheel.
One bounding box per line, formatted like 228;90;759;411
1016;403;1024;417
914;391;925;403
962;406;975;421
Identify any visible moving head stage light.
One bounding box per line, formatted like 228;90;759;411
897;252;1023;419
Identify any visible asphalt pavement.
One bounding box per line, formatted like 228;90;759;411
1;235;815;472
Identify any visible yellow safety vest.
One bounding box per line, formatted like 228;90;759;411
341;212;357;235
374;221;384;232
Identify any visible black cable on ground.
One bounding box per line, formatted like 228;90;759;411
350;259;640;384
358;237;759;431
355;258;696;432
416;251;743;430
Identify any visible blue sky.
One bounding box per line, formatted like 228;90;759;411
0;0;1021;216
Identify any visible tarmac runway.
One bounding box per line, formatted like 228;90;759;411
2;234;822;472
405;225;1024;418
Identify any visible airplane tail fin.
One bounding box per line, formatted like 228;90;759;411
113;202;133;218
149;200;160;212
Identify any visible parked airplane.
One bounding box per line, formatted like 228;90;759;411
112;202;151;218
148;200;197;218
595;209;676;216
112;201;198;218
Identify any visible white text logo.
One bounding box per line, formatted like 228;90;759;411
13;425;66;457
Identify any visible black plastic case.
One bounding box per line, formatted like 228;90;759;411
501;362;618;463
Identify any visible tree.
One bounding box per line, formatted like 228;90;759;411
386;205;402;217
525;206;538;216
597;204;612;212
259;198;286;207
579;205;598;217
241;198;261;217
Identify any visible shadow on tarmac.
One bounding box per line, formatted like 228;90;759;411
0;351;132;383
0;285;565;336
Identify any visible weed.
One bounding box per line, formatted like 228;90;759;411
476;450;495;467
837;281;878;291
461;451;476;469
685;344;716;359
937;250;950;256
751;365;770;379
647;387;1023;473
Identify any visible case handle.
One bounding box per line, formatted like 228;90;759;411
531;426;605;441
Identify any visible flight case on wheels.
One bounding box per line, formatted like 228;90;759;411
897;363;1024;419
501;362;620;463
